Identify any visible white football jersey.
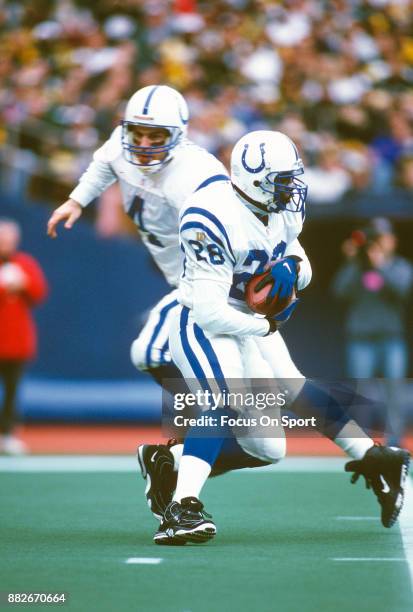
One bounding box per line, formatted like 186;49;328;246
178;180;310;316
70;126;228;286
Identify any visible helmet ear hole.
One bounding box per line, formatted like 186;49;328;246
253;180;260;187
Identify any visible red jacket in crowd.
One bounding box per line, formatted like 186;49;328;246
0;252;48;361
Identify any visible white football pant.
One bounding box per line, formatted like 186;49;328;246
130;289;180;370
169;305;288;464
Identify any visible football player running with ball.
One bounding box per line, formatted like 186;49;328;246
149;131;410;545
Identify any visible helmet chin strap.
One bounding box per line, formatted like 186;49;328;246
138;159;166;174
125;153;173;174
232;183;277;215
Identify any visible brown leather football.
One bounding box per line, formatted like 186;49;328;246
245;262;297;317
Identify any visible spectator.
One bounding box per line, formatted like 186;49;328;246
0;218;48;454
397;154;413;191
332;217;413;446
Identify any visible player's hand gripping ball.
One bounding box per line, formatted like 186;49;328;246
245;256;300;317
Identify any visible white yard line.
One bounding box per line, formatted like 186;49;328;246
399;477;413;594
333;475;413;599
0;455;137;472
336;516;378;521
332;558;406;562
125;558;163;565
0;455;346;473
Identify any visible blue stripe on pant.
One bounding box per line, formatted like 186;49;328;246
179;306;212;394
179;306;232;465
145;299;178;368
192;323;229;395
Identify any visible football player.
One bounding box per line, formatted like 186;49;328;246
47;85;228;388
149;131;410;545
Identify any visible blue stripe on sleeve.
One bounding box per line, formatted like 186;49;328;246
180;221;235;264
194;174;229;192
181;207;236;263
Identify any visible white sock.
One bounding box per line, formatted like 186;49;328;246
170;443;183;471
334;420;375;459
172;455;211;502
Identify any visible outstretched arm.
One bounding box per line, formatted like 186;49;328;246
47;132;118;239
47;199;83;238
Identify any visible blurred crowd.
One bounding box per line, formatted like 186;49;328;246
1;0;413;206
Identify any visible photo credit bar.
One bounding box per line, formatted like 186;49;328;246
160;378;394;439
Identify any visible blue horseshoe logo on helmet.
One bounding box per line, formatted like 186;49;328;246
241;143;266;173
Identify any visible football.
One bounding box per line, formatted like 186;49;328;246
245;261;297;317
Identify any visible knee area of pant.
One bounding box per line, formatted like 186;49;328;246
130;337;148;371
259;437;287;463
239;436;286;464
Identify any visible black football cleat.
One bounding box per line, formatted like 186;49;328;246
137;441;178;520
345;444;410;528
152;519;187;546
154;497;216;545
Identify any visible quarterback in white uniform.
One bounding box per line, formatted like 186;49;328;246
47;85;229;373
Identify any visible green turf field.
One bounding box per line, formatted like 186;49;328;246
0;458;412;612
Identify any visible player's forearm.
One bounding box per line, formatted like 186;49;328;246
296;258;311;290
192;280;269;337
194;301;269;336
284;239;312;290
69;159;117;207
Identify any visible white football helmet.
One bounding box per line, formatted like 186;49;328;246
231;130;307;215
121;85;189;173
